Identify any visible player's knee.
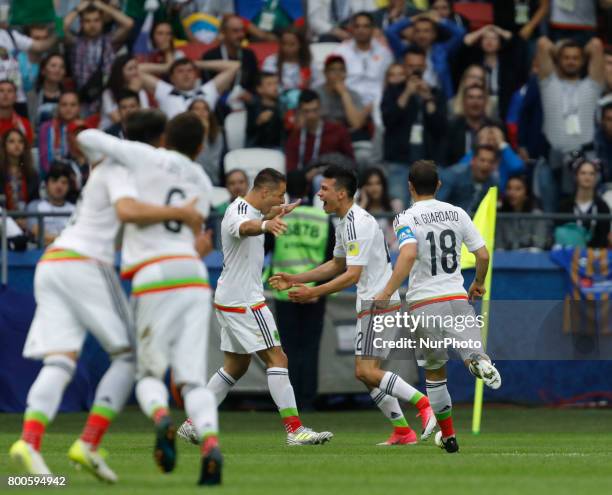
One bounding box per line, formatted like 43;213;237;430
354;365;370;385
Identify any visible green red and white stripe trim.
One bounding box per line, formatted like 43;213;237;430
213;301;267;314
40;248;89;263
132;277;210;296
409;294;468;311
121;255;200;280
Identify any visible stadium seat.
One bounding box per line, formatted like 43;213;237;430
250;41;279;68
224;111;247;151
178;42;217;60
310;42;341;74
453;2;493;30
224;148;286;185
209;186;230;207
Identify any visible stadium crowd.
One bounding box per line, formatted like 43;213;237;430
1;0;612;251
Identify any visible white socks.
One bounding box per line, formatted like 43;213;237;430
183;386;218;440
206;368;236;406
92;353;135;413
135;376;169;418
266;367;298;413
25;355;75;423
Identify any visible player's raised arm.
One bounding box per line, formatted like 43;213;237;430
269;257;346;290
288;263;362;303
468;246;490;301
115;197;203;229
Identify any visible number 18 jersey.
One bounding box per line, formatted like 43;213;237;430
394;199;485;304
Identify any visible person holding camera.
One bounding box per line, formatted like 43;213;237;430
381;45;446;207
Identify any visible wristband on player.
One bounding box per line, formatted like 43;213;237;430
261;220;269;233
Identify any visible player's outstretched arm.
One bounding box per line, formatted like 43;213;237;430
468;246;490;301
265;200;301;220
239;216;287;237
115;198;203;228
376;243;417;302
288;264;362;303
77;129;157;172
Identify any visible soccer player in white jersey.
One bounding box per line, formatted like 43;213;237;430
177;168;334;447
269;165;436;446
9;136;201;480
375;160;502;454
77;111;223;485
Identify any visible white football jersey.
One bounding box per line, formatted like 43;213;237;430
334;203;399;312
214;198;265;307
76;130;213;276
52;161;138;265
394;199;485;304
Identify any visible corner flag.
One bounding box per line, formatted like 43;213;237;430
460;187;498;434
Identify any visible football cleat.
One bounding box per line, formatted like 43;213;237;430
418;406;437;440
177;418;199;445
468;354;502;390
434;431;459;453
9;440;51;475
198;446;223;486
377;429;418;446
67;439;117;483
286;426;333;446
154;416;177;473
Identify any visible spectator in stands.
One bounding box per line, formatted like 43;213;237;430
492;0;550;40
458;123;525;191
558;157;610;248
595;102;612;184
262;26;316;92
246;72;283;149
105;90;141;138
605;46;612;93
202;14;260;112
63;1;134;113
385;62;406;86
17;25;51;119
373;0;416;30
548;0;598;44
307;0;352;42
430;0;470;31
381;45;446;206
315;55;369;141
358;167;400;249
385;10;465;99
27;164;75;246
0;80;33;144
496;174;550;250
38;91;81;176
137;21;185;66
285;89;354;172
460;24;527;120
216;168;249;214
445;84;491;166
188;98;224;185
438;144;499;215
99;54;149;130
33;53;66;128
138;58;239;119
450;64;495;117
0;128;39;231
63;120;91;200
536;36;605;196
0;25;56;117
334;12;393;107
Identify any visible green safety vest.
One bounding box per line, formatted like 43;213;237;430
269;205;329;301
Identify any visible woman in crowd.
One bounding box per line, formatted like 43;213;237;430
450;64;494;117
99;54;150;130
188;98;224;186
558;158;611;248
0;128;39;231
262;27;317;92
496;174;550;250
358;167;401;250
34;53;66;128
38;91;81;176
136;21;185;67
385;62;407;87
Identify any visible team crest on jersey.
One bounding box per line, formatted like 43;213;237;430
396;226;415;243
348;241;360;256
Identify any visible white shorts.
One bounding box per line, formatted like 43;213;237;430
24;256;132;360
214;301;281;354
355;302;402;358
131;260;212;386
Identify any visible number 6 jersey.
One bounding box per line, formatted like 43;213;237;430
394;199;484;305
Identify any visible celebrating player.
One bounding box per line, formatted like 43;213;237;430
375;160;502;454
76;111;222;485
177;168;334;447
9;125;202;481
269;165;436;446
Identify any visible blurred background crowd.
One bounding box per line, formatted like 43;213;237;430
1;0;612;252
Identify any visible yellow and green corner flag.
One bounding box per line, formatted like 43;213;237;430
460;187;498;434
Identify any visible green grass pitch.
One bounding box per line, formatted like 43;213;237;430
1;407;612;494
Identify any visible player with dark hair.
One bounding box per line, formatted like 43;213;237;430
270;164;436;446
177;168;334;447
375;160;501;454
